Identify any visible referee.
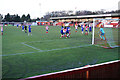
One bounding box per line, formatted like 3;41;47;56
25;25;27;33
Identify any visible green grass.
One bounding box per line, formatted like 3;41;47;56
2;26;119;79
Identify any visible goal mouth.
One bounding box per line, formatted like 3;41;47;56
101;45;120;49
92;18;120;49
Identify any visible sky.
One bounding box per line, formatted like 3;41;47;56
0;0;119;19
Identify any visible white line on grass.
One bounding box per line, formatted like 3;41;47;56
21;42;41;51
38;44;92;52
21;39;91;51
95;44;120;48
21;39;68;51
0;44;92;57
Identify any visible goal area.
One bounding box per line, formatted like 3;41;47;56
92;18;120;48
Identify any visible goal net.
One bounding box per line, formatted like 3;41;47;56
92;18;120;48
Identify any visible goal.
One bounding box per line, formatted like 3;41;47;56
92;18;120;48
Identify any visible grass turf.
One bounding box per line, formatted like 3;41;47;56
2;25;119;79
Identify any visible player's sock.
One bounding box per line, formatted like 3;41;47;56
103;36;105;40
65;35;67;37
67;34;69;37
69;32;71;34
100;36;102;40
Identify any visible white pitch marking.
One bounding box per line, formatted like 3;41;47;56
38;44;92;52
1;44;92;57
21;42;41;51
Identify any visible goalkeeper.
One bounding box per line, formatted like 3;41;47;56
99;25;106;40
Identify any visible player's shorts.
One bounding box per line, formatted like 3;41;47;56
29;31;31;32
85;30;88;32
66;31;69;34
101;33;104;36
1;31;3;32
89;29;92;32
61;31;63;35
76;29;77;31
82;29;84;31
63;31;66;33
46;30;48;31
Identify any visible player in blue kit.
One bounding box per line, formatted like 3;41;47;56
66;26;71;37
22;25;24;31
17;24;19;28
89;24;92;32
28;25;32;36
81;24;84;34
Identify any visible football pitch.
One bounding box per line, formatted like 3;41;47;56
1;26;119;79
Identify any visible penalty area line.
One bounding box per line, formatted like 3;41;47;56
1;44;92;57
38;44;92;52
21;42;41;51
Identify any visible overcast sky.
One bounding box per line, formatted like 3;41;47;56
0;0;119;19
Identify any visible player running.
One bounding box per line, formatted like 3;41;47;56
1;26;3;35
46;25;49;33
28;25;32;36
66;26;71;37
89;23;92;32
85;24;89;35
17;24;19;28
24;25;27;33
22;25;24;31
81;24;84;34
63;27;67;38
75;24;78;32
60;26;64;38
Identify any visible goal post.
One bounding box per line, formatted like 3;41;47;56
92;18;95;45
92;18;120;48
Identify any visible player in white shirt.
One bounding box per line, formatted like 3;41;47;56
1;25;3;35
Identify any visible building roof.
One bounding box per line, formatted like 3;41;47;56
50;13;120;20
